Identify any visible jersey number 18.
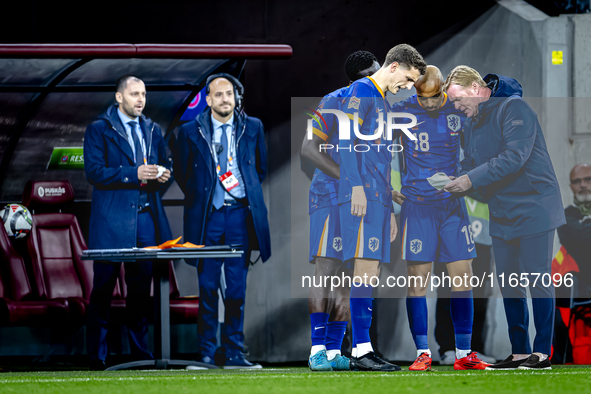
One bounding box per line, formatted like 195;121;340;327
412;132;429;152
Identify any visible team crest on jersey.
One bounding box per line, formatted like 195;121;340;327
332;237;343;252
410;239;422;254
368;237;380;252
348;96;360;110
447;114;461;132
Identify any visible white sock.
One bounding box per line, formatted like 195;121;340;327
310;345;325;357
456;348;471;359
326;350;341;360
357;342;374;357
417;349;431;358
352;347;358;358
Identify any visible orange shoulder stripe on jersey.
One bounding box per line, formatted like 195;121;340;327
367;77;385;99
312;126;329;141
441;92;448;107
346;112;364;126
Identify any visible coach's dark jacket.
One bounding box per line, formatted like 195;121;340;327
460;74;565;240
174;108;270;264
84;104;173;249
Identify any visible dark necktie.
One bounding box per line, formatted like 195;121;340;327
128;121;144;164
219;124;230;174
213;124;231;209
129;121;149;209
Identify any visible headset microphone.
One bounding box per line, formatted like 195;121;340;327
205;73;244;111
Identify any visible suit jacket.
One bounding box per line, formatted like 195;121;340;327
461;74;565;240
84;104;173;249
174;108;271;264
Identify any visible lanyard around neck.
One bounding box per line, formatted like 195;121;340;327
213;123;236;167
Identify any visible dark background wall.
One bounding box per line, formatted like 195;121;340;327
1;0;500;361
2;0;494;152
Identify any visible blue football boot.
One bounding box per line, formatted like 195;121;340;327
309;350;332;371
329;354;351;371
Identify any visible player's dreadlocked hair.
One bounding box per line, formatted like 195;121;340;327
383;44;427;75
345;51;379;82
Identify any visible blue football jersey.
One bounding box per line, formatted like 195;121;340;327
308;87;347;214
391;93;465;203
338;77;393;209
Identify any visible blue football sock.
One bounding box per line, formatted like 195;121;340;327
325;321;348;351
451;290;473;350
350;284;373;347
310;312;329;347
406;296;429;350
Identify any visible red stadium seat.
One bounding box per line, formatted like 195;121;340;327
0;223;69;325
23;180;94;321
22;179;197;327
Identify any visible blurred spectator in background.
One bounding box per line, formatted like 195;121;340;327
557;163;591;299
552;163;591;364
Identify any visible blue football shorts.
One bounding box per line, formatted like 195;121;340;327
309;205;344;263
339;200;391;264
400;198;477;263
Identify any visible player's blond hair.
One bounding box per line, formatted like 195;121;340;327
443;65;487;92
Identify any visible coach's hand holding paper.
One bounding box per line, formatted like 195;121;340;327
444;174;472;193
427;172;452;190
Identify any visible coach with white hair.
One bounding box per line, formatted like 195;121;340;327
443;66;565;370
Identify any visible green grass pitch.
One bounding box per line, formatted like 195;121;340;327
0;365;589;394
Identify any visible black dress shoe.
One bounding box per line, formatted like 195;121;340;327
517;354;552;370
351;352;401;372
485;355;527;370
89;359;106;371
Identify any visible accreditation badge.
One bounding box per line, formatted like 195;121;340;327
220;171;239;191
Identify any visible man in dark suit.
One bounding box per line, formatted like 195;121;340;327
443;66;565;370
84;75;173;370
174;74;270;369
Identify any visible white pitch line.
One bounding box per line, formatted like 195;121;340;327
0;370;589;384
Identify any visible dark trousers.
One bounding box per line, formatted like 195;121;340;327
492;230;556;355
86;211;156;362
198;204;250;359
435;243;492;356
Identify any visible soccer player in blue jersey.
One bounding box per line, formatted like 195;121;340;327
339;44;426;372
302;51;381;371
391;66;490;371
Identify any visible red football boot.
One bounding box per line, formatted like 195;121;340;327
454;351;491;370
409;352;432;371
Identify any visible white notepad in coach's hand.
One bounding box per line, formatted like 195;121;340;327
427;172;452;190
